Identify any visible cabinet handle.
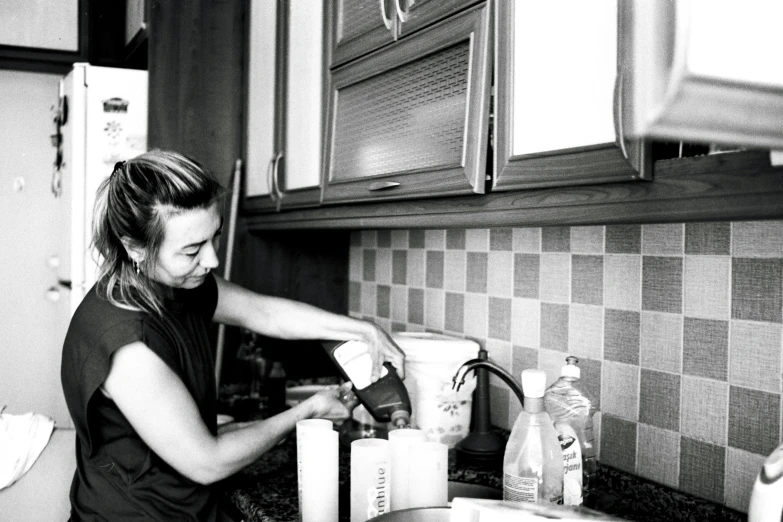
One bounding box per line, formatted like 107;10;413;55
271;151;284;211
379;0;393;30
394;0;410;23
613;70;630;162
368;180;401;191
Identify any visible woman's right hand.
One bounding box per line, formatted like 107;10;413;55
304;382;358;423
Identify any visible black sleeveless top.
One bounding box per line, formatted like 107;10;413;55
61;274;220;521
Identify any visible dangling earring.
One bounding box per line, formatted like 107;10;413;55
133;260;140;275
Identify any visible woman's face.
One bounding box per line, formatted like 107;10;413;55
148;203;223;289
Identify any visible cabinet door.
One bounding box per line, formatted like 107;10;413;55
395;0;482;38
331;0;396;69
493;0;649;191
322;3;491;205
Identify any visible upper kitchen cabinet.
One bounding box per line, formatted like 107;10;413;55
244;0;325;212
322;2;492;205
331;0;481;68
493;0;650;192
618;0;783;150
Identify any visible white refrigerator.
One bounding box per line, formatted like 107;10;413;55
0;64;147;520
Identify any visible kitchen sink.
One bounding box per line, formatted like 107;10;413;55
368;482;501;522
446;481;501;501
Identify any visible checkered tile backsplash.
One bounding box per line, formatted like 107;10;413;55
348;222;783;513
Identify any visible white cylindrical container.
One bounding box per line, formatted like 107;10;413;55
407;441;449;509
297;419;338;522
350;438;391;522
392;332;479;448
388;428;427;511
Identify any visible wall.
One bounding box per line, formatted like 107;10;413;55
348;221;783;513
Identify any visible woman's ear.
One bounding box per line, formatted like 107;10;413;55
120;237;146;264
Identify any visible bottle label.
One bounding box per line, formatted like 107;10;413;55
503;472;537;503
557;424;583;506
333;341;388;390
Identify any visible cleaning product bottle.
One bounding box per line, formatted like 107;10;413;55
503;368;564;504
322;340;412;429
544;356;597;507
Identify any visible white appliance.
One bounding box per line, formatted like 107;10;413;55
0;64;147;520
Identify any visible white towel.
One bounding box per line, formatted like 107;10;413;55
0;406;55;490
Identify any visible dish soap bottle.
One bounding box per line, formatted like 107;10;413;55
544;356;597;507
322;340;412;429
503;369;563;504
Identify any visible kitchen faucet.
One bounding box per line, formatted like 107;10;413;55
452;355;525;407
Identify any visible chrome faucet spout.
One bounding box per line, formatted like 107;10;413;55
452;358;525;407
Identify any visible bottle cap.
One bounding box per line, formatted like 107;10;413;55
521;369;546;398
561;356;580;379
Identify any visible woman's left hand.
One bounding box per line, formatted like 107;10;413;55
305;382;358;423
365;323;405;382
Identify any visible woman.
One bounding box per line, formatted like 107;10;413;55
60;150;404;521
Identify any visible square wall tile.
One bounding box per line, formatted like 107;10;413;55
732;221;783;257
377;230;391;248
579;357;603;411
604;309;640;365
391;230;408;248
568;304;603;361
409;230;425;248
408;288;424;324
407;249;425;287
684;222;731;255
487;339;512;390
600;414;637;473
425;229;445;250
464;293;488;340
511;298;540;349
426;250;444;289
725;448;767;513
445;292;464;333
728;385;781;456
732;258;783;323
349;281;361;313
683;318;728;381
391;286;408;323
376;249;392;285
604;255;641;311
606;225;641;254
639;369;680;431
571;226;604;254
377;284;391;319
392;250;407;285
681;376;728;445
361;283;377;317
446;229;466;250
642;256;683;314
542;226;570;252
684;256;730;320
513;227;541;253
680;437;725;504
572;255;603;305
361;230;377;247
539;253;570;303
488;251;513;297
541;349;570;387
602;361;639;421
512;345;539;379
350;246;363;281
363;250;377;281
642;224;683;255
541;303;569;352
514;253;539;299
350;231;362;247
466;252;488;293
466;229;489;251
489;297;512;341
730;320;782;393
444;251;466;293
490;228;513;250
425;288;445;331
490;385;511;431
641;311;683;374
637;424;680;488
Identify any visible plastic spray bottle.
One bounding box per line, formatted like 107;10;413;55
503;369;564;504
543;356;597;507
322;340;412;429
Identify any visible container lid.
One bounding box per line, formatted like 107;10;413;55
521;369;546;398
392;332;479;363
561;356;580;379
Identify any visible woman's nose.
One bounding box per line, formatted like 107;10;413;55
201;241;220;269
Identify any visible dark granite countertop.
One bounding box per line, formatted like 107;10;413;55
219;429;747;522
